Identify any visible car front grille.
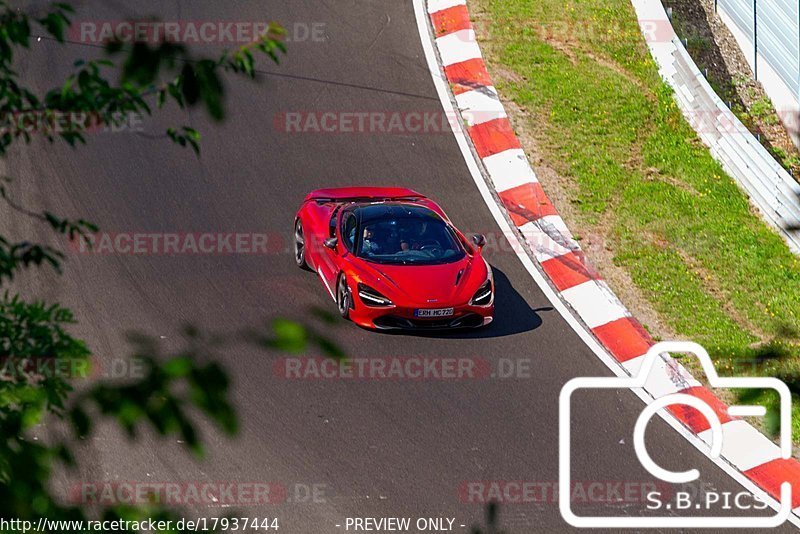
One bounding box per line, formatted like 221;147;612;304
374;313;483;330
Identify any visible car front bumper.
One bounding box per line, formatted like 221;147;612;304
351;302;494;331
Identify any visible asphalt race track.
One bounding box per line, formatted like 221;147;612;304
7;0;794;532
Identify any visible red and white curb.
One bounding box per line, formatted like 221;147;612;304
416;0;800;523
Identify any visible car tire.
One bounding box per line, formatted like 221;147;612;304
337;274;351;319
294;219;310;270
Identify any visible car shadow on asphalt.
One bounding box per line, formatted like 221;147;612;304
376;266;550;339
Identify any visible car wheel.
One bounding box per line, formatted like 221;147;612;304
337;274;351;319
294;219;310;270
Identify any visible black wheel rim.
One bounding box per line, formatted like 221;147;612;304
294;221;305;265
337;277;349;315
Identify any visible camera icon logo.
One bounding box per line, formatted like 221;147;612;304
559;341;793;528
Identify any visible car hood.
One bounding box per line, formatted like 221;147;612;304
352;254;488;306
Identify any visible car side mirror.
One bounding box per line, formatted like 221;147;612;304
471;234;486;248
324;237;338;251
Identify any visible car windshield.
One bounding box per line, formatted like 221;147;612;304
352;204;465;265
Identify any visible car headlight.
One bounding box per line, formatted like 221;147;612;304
357;283;394;307
470;279;493;306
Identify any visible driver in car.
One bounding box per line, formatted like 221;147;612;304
362;227;380;254
407;221;434;251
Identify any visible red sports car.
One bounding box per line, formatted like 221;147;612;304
294;187;494;330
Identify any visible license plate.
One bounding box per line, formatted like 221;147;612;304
415;308;454;318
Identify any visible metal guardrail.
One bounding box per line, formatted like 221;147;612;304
632;0;800;254
717;0;800;98
668;37;800;253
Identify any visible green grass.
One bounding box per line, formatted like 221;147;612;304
474;0;800;440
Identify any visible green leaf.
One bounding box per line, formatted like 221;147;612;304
38;12;69;42
271;319;307;353
162;357;191;378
